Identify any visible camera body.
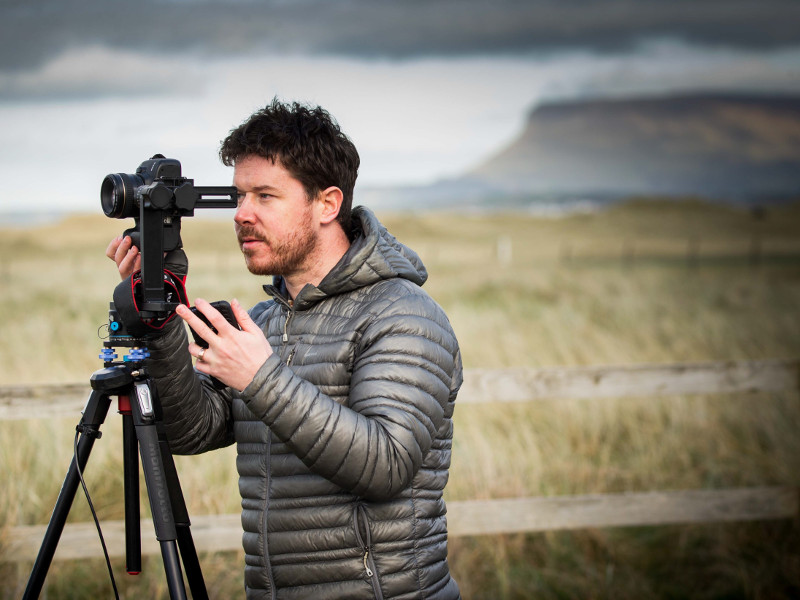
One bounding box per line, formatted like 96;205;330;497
102;155;237;323
102;155;189;219
102;154;236;253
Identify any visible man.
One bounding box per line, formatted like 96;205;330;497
106;99;463;599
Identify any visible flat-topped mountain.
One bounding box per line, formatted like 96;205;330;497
466;93;800;200
358;93;800;211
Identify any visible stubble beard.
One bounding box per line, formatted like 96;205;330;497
237;219;319;277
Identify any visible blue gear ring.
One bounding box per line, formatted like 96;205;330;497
124;348;151;362
99;348;118;362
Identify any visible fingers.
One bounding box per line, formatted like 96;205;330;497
186;341;208;365
177;298;255;348
196;298;237;333
176;298;240;344
231;298;260;334
119;248;141;278
179;298;272;390
175;301;216;345
105;236;122;260
106;235;140;280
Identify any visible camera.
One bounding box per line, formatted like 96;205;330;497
103;155;237;326
102;155;237;220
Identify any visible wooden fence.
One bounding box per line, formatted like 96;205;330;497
2;358;798;562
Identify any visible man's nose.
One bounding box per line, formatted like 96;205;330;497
234;194;255;224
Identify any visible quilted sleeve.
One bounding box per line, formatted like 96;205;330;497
240;288;461;501
145;319;236;454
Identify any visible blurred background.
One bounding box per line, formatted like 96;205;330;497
1;1;800;599
0;0;799;219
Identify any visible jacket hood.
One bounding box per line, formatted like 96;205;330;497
265;205;427;308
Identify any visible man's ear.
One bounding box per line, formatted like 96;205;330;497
317;186;343;225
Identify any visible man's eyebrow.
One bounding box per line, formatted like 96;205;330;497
237;184;280;192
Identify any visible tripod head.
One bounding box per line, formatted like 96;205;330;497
103;155;237;337
99;302;152;367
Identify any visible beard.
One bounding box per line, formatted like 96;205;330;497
236;217;318;277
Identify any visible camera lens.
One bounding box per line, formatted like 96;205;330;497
101;173;140;219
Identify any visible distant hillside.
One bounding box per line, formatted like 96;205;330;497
359;93;800;212
467;93;800;200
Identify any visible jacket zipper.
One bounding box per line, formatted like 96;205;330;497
264;295;289;597
262;435;276;597
353;505;384;599
281;305;296;366
281;303;293;343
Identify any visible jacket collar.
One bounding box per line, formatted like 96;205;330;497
263;205;427;310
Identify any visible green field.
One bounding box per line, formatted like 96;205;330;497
1;199;800;598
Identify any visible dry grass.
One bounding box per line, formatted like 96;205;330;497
1;199;800;598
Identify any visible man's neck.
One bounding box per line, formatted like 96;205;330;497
283;228;351;300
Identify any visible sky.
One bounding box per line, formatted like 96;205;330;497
2;0;800;218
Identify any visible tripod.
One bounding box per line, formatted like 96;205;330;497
24;339;208;599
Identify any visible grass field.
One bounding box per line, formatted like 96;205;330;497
1;198;800;598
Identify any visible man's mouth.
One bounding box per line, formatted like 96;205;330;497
237;229;268;250
240;238;265;251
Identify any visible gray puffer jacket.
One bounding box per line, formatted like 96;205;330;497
147;206;462;599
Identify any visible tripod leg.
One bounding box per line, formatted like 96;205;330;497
175;527;208;600
135;421;188;599
122;408;142;575
130;381;189;600
23;390;112;600
157;421;209;600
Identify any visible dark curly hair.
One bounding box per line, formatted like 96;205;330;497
220;99;360;232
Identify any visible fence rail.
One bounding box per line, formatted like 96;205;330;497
2;358;798;563
4;487;796;562
1;359;797;420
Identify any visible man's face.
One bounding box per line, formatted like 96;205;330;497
233;155;319;277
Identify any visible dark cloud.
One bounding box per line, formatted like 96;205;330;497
2;0;799;73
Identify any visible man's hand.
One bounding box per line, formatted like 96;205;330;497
176;298;274;391
105;235;188;281
105;235;141;281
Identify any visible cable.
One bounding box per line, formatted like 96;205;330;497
74;427;120;600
